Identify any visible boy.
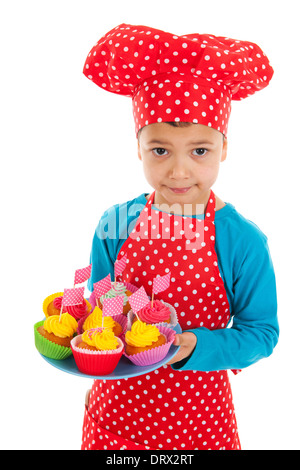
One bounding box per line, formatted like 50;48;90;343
81;23;279;450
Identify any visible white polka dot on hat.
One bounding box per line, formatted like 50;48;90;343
83;23;273;137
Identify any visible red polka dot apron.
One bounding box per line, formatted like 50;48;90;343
82;190;241;450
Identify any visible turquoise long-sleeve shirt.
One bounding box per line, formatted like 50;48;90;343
87;193;279;372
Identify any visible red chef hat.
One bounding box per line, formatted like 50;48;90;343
83;23;273;137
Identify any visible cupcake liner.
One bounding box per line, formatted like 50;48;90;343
43;292;92;319
127;301;178;329
71;335;124;375
34;320;73;360
77;313;128;337
123;281;139;293
123;325;176;367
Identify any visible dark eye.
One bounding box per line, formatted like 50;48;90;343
192;148;207;157
153;148;168;156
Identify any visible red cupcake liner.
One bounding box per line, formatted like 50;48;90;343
71;335;124;376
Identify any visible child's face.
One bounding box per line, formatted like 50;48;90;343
137;123;227;212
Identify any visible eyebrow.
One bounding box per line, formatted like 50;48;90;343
146;140;170;146
189;141;215;146
146;139;215;146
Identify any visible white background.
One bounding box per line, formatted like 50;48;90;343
1;0;299;450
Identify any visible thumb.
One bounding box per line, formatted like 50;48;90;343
173;332;197;349
173;333;183;347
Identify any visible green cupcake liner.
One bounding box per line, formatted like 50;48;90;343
34;320;73;360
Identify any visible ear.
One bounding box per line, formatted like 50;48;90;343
137;140;142;161
221;138;228;162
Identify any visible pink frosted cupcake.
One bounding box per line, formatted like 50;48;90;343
43;292;92;320
124;321;176;366
128;300;178;328
71;328;124;375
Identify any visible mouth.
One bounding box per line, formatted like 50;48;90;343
168;187;192;194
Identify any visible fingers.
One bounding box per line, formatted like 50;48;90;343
167;332;197;365
173;332;195;347
85;389;91;407
172;334;181;347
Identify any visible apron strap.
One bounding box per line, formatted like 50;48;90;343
147;190;216;221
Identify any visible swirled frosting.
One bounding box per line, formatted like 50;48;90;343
83;306;115;331
100;282;128;306
44;313;78;338
125;321;160;347
53;296;88;319
138;300;170;323
82;328;119;350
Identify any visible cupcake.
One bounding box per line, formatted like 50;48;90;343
43;292;92;320
125;321;166;355
124;320;176;366
34;313;78;360
77;306;126;337
129;300;178;328
71;328;124;375
98;282;133;315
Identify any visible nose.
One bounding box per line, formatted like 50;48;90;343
169;154;191;180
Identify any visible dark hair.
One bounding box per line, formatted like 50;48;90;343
137;121;192;141
137;121;225;141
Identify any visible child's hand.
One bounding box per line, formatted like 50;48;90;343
85;389;91;408
167;332;197;365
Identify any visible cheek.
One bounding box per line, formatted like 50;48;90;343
141;159;161;185
195;161;220;183
143;157;164;175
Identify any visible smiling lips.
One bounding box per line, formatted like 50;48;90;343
168;187;192;194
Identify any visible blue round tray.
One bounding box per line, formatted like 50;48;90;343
39;323;181;380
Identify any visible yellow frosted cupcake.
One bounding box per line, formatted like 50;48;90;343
71;328;124;375
34;313;78;360
124;321;176;367
77;328;119;351
78;306;125;337
125;321;166;355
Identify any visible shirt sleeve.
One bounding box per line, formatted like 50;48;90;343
87;195;146;292
87;208;120;292
172;226;279;372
